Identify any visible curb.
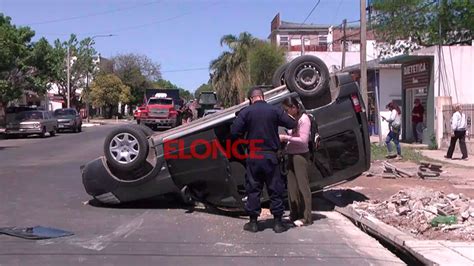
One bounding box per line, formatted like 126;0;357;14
335;206;474;266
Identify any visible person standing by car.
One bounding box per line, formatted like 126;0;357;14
279;98;313;227
412;99;424;143
382;101;402;159
231;87;297;233
445;104;468;160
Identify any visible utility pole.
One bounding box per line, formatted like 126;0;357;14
360;0;368;115
85;34;115;122
341;19;347;69
67;45;70;109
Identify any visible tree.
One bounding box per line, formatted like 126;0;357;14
248;41;285;86
210;32;258;106
153;79;193;101
89;74;131;118
110;53;161;110
194;83;213;98
371;0;473;49
48;34;97;108
0;14;53;124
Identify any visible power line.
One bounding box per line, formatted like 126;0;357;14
301;0;322;25
26;0;162;26
38;1;221;37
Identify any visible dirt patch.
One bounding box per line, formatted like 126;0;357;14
336;160;474;241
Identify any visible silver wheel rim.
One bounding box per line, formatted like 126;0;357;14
109;133;140;164
295;64;321;90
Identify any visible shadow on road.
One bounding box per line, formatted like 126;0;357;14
88;195;247;218
312;189;369;211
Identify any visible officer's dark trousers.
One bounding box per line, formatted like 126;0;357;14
245;153;285;218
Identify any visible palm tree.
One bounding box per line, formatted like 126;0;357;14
210;32;258;106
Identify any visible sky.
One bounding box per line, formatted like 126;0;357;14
0;0;361;92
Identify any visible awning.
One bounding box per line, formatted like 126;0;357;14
380;54;433;64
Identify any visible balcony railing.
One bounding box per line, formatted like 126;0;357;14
289;44;328;52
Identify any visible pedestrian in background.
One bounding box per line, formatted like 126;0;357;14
382;101;402;159
445;104;468;160
412;98;424;143
280;98;313;227
231;87;297;233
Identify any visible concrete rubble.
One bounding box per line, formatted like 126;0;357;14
352;187;474;241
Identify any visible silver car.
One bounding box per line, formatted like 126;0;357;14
5;110;58;138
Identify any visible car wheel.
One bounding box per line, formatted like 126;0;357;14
40;127;47;138
272;62;289;88
73;123;79;133
78;124;82;132
50;127;56;137
104;126;149;172
285;55;329;97
129;124;154;137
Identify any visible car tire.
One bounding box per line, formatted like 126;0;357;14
78;124;82;132
272;62;289;88
40;127;47;138
128;124;154;137
284;55;329;97
104;126;149;172
73;123;79;133
50;127;56;137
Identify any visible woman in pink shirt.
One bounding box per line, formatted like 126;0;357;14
279;98;312;227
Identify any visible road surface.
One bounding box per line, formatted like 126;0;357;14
0;124;404;265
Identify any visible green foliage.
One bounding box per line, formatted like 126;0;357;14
47;34;97;107
371;0;474;47
111;53;161;106
371;143;426;162
194;83;213;98
89;74;131;109
0;13;46;106
249;42;285;86
429;133;438;150
153;79;193;101
210;32;259;106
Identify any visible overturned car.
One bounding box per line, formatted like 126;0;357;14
81;55;371;208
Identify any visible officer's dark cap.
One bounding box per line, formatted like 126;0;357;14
247;86;264;99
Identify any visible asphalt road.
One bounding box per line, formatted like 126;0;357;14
0;124;404;265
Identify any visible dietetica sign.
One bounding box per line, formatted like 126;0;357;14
403;62;427;75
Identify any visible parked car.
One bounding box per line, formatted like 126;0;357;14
81;55;370;209
5;110;58;138
54;108;82;133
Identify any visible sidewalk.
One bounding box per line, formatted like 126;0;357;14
337;205;474;265
370;135;473;168
420;149;473;168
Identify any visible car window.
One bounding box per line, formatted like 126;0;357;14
198;93;217;105
54;109;76;116
148;98;173;105
16;111;44;121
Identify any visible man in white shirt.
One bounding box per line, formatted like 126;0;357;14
445;104;468;160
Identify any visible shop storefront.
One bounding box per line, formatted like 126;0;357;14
381;55;435;144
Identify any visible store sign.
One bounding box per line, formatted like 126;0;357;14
402;60;430;90
403;62;427;75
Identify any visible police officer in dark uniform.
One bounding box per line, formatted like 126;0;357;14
231;87;297;233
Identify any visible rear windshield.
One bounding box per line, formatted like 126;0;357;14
54;109;76;116
198;93;217;105
148;98;173;105
16;111;43;121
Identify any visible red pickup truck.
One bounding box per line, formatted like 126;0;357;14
134;95;178;130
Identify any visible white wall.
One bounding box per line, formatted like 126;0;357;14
286;51;378;73
413;46;474;104
379;68;402;108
